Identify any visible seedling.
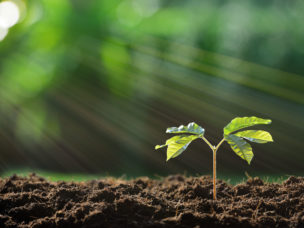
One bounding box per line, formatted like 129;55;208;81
155;116;273;200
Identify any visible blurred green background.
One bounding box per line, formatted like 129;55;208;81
0;0;303;180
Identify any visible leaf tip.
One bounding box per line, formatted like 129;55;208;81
266;119;272;124
155;144;165;150
268;133;274;142
247;156;253;165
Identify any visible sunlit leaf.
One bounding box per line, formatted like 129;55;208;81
223;116;272;135
155;135;186;150
166;122;204;135
225;134;253;164
234;130;273;144
155;135;199;161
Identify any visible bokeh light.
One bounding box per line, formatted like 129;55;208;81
0;0;23;41
0;1;20;28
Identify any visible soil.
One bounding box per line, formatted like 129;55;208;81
0;174;304;228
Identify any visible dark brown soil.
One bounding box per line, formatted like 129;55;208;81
0;174;304;228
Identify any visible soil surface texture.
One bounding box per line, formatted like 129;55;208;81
0;174;304;228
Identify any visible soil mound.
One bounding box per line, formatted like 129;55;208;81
0;174;304;227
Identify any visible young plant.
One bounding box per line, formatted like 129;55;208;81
155;116;273;200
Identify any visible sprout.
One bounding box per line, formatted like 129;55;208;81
156;116;273;200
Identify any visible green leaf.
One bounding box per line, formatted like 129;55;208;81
155;135;199;161
225;134;253;164
166;122;205;135
223;116;272;135
155;135;182;150
234;130;273;144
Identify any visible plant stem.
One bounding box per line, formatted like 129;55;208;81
215;138;225;152
212;148;217;200
201;137;225;200
201;137;214;150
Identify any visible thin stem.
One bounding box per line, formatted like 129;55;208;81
201;137;225;200
215;138;225;152
213;148;217;200
201;136;214;150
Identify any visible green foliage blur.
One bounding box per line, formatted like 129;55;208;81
0;0;303;177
